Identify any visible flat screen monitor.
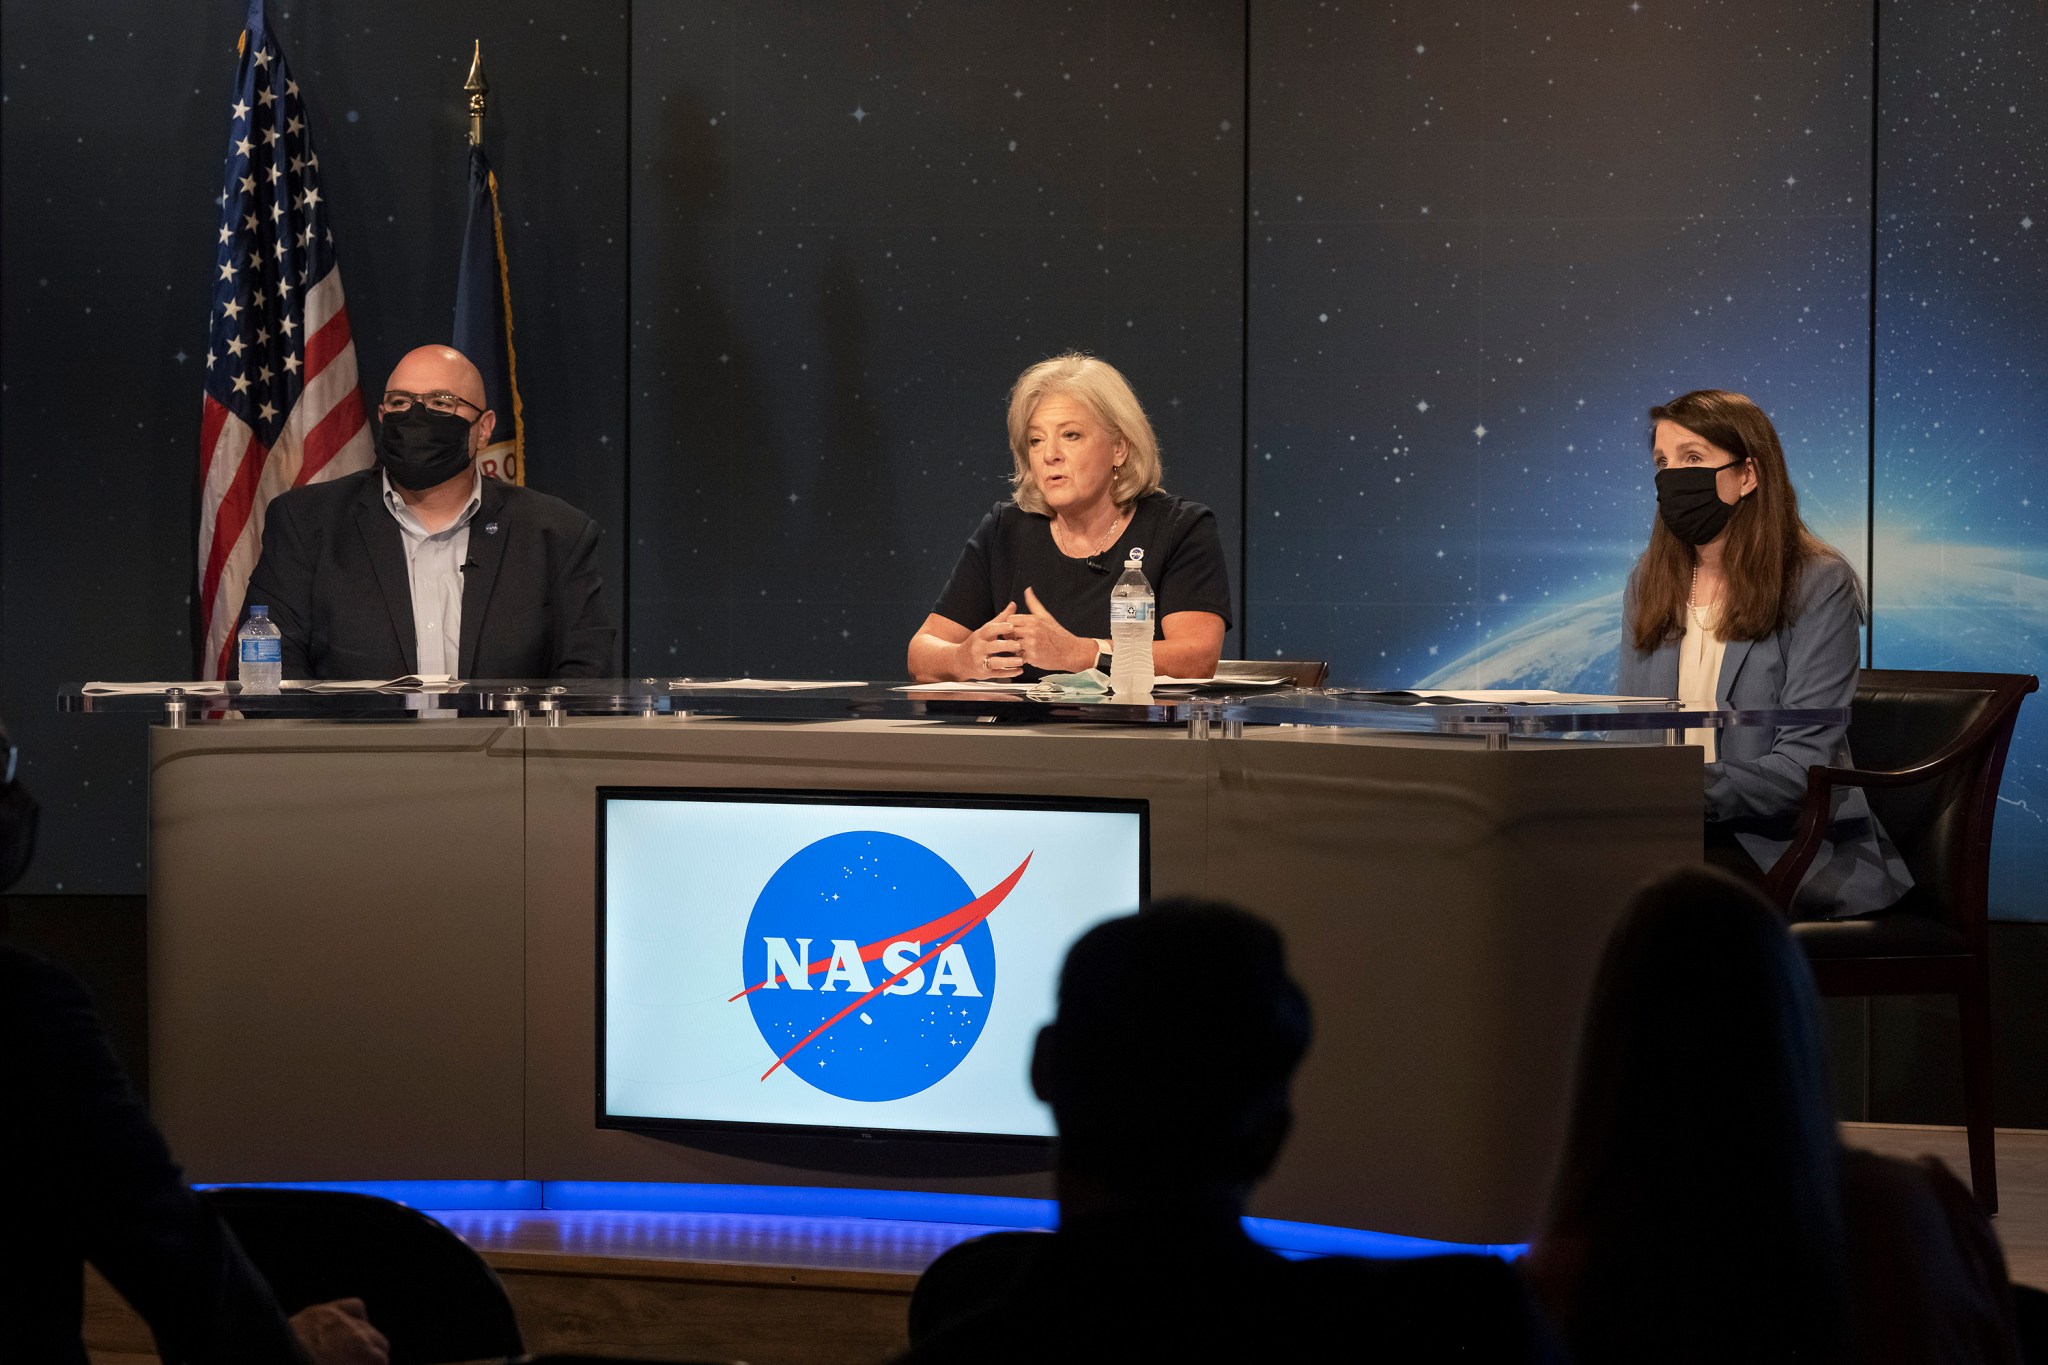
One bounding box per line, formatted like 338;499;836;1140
598;787;1149;1142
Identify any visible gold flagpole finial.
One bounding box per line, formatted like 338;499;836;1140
464;40;489;147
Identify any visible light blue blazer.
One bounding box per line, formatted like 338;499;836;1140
1618;554;1913;918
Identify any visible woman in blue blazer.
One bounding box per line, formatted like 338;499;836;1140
1618;390;1912;918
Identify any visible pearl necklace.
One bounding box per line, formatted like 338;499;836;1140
1688;563;1717;629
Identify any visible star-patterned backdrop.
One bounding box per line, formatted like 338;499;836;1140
1248;0;1877;686
1869;0;2046;921
624;3;1246;677
1;0;2042;924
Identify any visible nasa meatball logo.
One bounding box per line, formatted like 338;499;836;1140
730;831;1031;1102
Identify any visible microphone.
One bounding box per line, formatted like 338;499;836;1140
459;557;478;574
1084;556;1112;575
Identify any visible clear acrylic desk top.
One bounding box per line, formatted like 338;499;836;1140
59;679;1847;747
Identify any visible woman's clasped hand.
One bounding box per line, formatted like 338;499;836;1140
952;588;1099;680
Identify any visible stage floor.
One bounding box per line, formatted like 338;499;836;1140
84;1123;2046;1365
1843;1122;2046;1289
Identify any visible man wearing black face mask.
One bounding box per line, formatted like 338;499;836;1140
242;344;616;679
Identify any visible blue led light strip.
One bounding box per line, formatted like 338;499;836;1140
199;1180;1526;1261
200;1179;548;1210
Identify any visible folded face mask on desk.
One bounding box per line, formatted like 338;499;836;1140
1027;669;1111;700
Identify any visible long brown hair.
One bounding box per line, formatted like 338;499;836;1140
1529;869;1850;1364
1629;389;1851;650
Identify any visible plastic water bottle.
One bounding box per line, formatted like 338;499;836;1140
238;605;282;694
1108;549;1155;700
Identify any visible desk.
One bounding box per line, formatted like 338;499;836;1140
105;682;1778;1244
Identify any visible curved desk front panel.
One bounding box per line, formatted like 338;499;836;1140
148;716;1701;1244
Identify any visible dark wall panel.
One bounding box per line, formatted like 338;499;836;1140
0;1;627;892
1246;0;1873;687
1;2;224;893
627;2;1245;678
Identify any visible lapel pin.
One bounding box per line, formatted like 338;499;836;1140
484;521;499;535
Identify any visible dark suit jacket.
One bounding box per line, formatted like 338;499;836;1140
243;468;616;679
0;945;308;1365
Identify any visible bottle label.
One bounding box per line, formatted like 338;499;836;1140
1111;600;1154;625
240;637;282;664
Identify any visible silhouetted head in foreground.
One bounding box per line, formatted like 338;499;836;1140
907;900;1569;1363
1532;866;1850;1365
1031;898;1312;1212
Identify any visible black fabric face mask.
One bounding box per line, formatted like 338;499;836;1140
376;406;476;491
1655;461;1746;545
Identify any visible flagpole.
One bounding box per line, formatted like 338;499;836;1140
465;40;488;148
454;38;523;484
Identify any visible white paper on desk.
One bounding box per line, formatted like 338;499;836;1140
1218;665;1309;685
1361;689;1666;704
290;674;455;692
81;680;233;696
666;678;857;691
892;680;1036;693
1152;674;1291;688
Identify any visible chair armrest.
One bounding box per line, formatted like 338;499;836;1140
1763;766;1854;911
1763;761;1926;910
1759;675;2036;912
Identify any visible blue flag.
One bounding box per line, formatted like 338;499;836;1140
453;143;523;483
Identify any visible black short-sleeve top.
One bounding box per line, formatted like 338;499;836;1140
930;493;1233;661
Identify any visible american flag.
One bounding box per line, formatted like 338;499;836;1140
198;0;371;679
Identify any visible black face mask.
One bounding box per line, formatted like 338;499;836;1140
1655;461;1746;545
376;406;476;491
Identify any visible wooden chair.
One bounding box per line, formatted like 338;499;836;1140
1215;658;1330;689
1762;669;2038;1214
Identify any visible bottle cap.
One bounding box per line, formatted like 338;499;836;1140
249;605;268;618
1126;547;1145;567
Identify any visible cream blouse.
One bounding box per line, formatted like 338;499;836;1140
1678;601;1727;763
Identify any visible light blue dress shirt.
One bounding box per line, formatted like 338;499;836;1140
380;468;484;677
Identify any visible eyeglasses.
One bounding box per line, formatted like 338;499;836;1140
379;390;484;420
